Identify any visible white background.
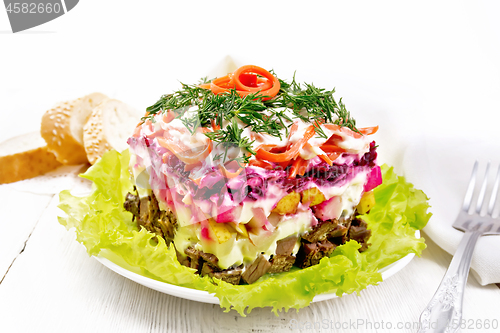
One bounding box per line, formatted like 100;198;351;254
1;1;500;332
1;0;500;167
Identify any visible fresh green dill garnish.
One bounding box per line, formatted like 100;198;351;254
312;121;328;139
144;71;359;163
204;118;256;164
268;74;359;134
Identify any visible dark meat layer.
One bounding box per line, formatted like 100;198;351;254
268;236;297;273
296;239;336;268
124;188;177;246
241;254;272;284
124;191;372;285
296;217;372;268
348;218;371;252
202;263;243;285
183;247;244;285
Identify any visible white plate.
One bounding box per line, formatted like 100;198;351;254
94;230;419;305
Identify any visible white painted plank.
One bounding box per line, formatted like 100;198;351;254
0;187;52;279
0;166;83;279
1;195;499;333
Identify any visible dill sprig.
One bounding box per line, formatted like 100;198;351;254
269;74;359;133
144;71;359;163
204;118;256;162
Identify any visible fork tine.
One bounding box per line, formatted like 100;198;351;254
488;164;500;215
476;162;490;214
462;161;478;212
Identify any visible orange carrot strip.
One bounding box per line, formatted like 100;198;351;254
256;125;315;162
219;160;245;178
233;65;280;100
234;69;273;92
319;144;346;153
206;65;280;101
298;159;308;176
162;111;175;124
210;75;233;94
219;165;243;178
238;73;273;91
288;157;309;178
132;125;142;138
327;152;342;161
256;77;272;89
254;143;277;152
359;126;379;135
248;159;273;169
318;154;333;166
240;73;258;87
198;83;211;89
324;134;343;145
288;158;302;178
277;160;292;169
184;161;202;172
211;119;221;131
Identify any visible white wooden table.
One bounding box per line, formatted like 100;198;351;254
2;1;500;332
1;182;500;333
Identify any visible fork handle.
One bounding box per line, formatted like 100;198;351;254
418;230;482;333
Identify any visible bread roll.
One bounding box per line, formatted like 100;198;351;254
40;93;108;164
0;132;61;184
83;99;141;164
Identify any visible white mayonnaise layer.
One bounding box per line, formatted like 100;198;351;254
174;208;314;269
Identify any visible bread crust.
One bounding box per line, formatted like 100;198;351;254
41;100;88;165
0;134;61;184
83;105;109;165
83;99;139;164
40;93;108;165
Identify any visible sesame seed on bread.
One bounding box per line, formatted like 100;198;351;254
83;99;141;164
40;93;108;165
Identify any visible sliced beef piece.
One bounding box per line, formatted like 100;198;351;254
328;218;352;246
182;247;221;273
157;209;177;244
181;247;242;285
201;263;242;285
295;239;336;268
268;255;296;274
137;195;161;240
331;217;351;238
301;217;351;243
275;236;298;255
124;192;140;217
200;263;215;277
200;252;219;268
123;191;178;245
348;217;371;252
183;247;203;272
139;195;160;225
176;250;191;268
301;220;337;243
241;254;272;284
268;236;298;274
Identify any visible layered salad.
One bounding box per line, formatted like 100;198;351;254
122;65;382;285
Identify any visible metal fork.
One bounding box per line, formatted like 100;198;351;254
418;161;500;333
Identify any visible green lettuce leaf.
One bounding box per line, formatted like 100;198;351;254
58;150;431;316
